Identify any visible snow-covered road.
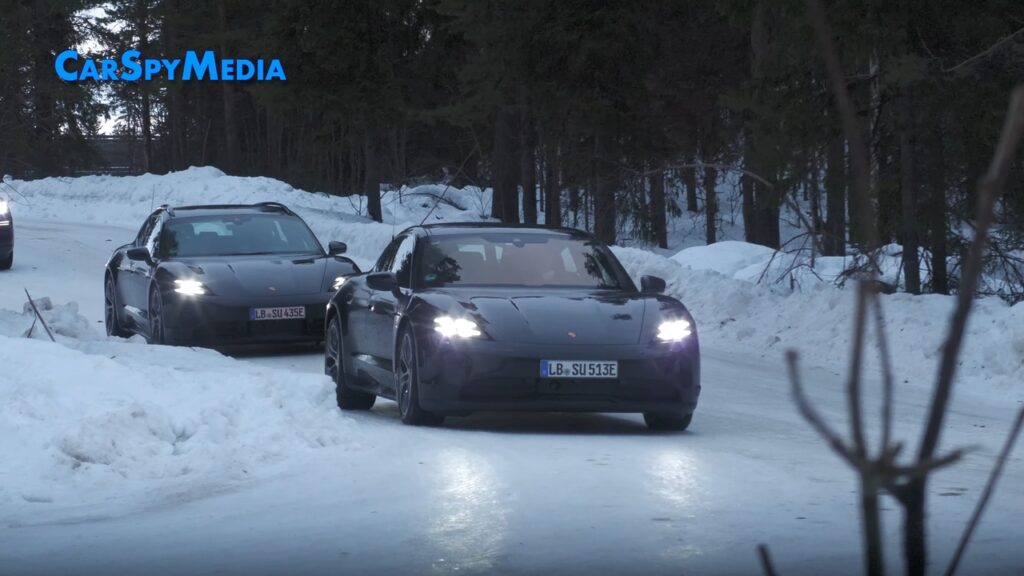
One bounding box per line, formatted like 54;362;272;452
2;218;1022;575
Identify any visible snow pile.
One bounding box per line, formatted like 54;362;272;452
9;167;492;269
0;308;359;522
671;240;927;291
615;245;1024;394
0;297;102;342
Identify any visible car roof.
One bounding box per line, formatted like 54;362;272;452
412;222;592;240
158;202;296;219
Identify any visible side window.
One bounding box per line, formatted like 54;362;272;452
374;237;402;272
135;213;159;247
391;236;417;288
146;218;164;259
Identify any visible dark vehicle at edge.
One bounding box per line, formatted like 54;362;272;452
325;223;700;430
0;197;13;270
105;202;360;346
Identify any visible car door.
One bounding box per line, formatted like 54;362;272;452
367;234;416;369
119;213;159;322
348;236;401;366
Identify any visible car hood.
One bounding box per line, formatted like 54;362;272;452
424;287;649;345
171;254;329;297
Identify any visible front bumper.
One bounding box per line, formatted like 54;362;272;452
161;291;330;345
415;334;701;415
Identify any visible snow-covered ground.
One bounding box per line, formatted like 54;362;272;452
1;169;1023;575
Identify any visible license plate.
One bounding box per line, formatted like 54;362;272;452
540;360;618;379
249;306;306;321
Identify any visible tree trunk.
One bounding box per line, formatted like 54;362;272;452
544;143;560;227
137;0;153;173
742;151;756;244
704;166;718;244
364;127;382;223
218;0;238;173
684;164;699;212
899;90;921;294
928;120;948;294
594;126;617;245
521;144;537;224
492;106;519;223
825;133;847;256
649;168;668;248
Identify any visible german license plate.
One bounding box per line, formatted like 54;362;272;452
249;306;306;321
540;360;618;379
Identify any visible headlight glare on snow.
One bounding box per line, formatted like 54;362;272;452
657;319;692;342
173;279;206;296
434;315;481;338
331;276;347;291
0;200;8;216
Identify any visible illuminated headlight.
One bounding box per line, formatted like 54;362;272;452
434;315;481;338
0;200;8;216
657;319;692;342
173;279;206;296
332;276;347;291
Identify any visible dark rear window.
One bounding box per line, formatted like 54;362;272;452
161;214;322;258
419;233;626;289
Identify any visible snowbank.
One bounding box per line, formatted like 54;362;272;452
615;245;1024;395
9;167;493;269
0;302;358;523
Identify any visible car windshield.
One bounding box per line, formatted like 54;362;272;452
161;214;322;258
419;233;625;289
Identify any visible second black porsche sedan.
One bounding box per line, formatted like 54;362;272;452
324;223;701;430
105;202;360;346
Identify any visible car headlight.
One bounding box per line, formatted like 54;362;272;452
434;315;481;338
173;279;206;296
657;319;692;342
0;200;8;216
331;276;347;291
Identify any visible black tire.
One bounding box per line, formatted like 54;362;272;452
643;412;693;432
0;250;11;271
105;275;131;337
326;316;375;410
148;285;166;345
395;327;444;426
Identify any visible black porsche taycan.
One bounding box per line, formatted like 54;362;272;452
105;202;360;346
324;223;701;430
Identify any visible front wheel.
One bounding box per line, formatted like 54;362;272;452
105;275;130;337
326;316;375;410
643;412;693;432
395;328;444;427
0;250;11;271
148;286;166;345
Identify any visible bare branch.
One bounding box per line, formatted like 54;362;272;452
945;407;1024;576
870;294;896;453
847;283;870;459
24;289;55;343
943;25;1024;75
758;544;780;576
786;350;859;469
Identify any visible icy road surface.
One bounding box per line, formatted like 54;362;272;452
1;218;1023;575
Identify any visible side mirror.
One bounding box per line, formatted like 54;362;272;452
366;271;398;293
328;241;347;255
127;247;151;263
641;275;666;294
